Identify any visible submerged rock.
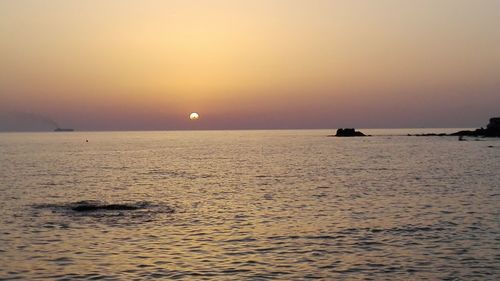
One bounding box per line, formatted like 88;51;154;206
32;200;175;226
34;200;174;215
333;128;367;137
70;201;145;212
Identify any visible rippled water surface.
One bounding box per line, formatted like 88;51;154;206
1;130;499;280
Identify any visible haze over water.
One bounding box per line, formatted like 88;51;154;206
1;130;499;280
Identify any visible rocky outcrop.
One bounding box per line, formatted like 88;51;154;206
334;128;367;137
450;117;500;137
487;117;500;130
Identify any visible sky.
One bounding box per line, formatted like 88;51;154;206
1;0;499;130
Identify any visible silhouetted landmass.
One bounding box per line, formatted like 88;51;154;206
409;117;500;137
449;118;500;137
332;128;367;137
0;112;60;131
54;128;74;132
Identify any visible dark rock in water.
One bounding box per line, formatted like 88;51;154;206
32;200;175;226
449;130;479;137
487;117;500;130
412;117;500;138
450;118;500;137
67;200;150;212
71;203;142;212
31;200;154;213
484;117;500;137
333;128;367;137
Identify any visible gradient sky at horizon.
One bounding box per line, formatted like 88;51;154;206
1;0;499;130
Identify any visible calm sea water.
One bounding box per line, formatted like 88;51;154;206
1;130;499;280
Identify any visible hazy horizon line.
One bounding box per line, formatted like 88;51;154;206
0;127;478;133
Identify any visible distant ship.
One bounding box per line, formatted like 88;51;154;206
54;128;74;132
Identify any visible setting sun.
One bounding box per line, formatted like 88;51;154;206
189;112;200;120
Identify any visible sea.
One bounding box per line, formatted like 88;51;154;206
0;129;499;280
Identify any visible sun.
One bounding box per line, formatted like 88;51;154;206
189;112;200;120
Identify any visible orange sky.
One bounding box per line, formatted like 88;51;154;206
1;0;499;130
